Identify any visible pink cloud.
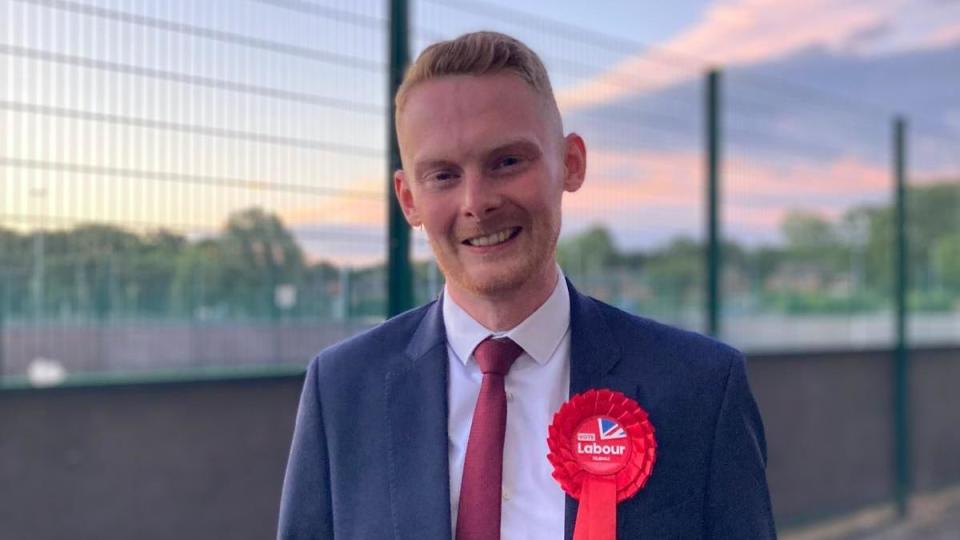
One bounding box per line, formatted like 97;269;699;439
925;22;960;49
556;0;960;113
279;175;387;228
562;147;891;245
725;155;890;198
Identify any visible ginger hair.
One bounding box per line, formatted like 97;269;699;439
395;31;558;119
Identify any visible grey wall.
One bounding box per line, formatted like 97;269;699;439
0;377;302;540
749;351;895;524
909;348;960;493
1;347;957;539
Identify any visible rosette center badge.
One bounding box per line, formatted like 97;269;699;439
573;416;632;475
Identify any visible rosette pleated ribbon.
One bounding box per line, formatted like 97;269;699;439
547;389;656;540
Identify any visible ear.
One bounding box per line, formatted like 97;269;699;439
393;169;422;228
562;133;587;193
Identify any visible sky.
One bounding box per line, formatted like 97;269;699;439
456;0;713;45
2;0;959;264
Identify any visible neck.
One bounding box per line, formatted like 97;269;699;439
446;264;559;332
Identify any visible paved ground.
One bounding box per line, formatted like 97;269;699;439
853;491;960;540
785;486;960;540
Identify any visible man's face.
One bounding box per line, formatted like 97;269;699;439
395;73;585;298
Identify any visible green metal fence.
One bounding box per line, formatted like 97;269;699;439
1;0;957;388
0;0;438;382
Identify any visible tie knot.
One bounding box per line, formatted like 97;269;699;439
473;337;523;376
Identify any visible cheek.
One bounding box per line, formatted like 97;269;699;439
418;198;458;237
521;181;564;218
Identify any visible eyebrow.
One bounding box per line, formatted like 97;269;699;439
412;138;542;180
485;139;541;160
413;159;457;181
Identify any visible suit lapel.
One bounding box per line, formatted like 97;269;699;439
385;299;453;540
565;280;623;539
566;279;621;393
383;284;626;539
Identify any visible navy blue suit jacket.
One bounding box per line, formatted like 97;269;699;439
278;280;776;539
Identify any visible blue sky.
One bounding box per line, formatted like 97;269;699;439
474;0;713;45
2;0;959;263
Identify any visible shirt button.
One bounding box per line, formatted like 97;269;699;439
506;391;515;401
502;488;512;501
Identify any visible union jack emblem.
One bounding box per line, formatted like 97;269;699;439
598;418;626;440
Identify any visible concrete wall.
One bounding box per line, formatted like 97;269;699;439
0;377;302;540
1;348;958;539
909;348;960;492
750;351;895;524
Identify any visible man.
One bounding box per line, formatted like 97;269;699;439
278;31;775;539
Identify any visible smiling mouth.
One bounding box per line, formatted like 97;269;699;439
463;227;522;247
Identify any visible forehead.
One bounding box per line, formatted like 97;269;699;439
398;73;554;163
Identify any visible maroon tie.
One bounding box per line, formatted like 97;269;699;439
456;337;524;540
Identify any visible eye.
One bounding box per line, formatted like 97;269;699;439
493;155;524;170
425;169;459;185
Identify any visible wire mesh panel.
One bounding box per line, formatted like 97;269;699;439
722;70;895;352
908;122;960;347
413;0;709;332
2;0;957;384
0;0;404;381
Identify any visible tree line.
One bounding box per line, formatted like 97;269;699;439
561;179;960;316
1;180;957;322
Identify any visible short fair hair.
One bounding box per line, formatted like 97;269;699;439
395;31;559;117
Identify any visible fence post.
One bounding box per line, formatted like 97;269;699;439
0;276;5;384
893;116;910;517
387;0;414;317
706;69;722;337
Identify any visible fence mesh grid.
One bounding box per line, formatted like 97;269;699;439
1;0;957;382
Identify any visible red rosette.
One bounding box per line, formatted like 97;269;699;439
547;389;656;539
547;389;657;502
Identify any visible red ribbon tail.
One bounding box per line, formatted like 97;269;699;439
573;476;617;540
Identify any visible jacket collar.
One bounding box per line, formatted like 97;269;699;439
387;281;623;540
387;298;452;540
567;277;622;392
564;278;622;539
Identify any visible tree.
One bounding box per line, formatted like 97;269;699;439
932;233;960;293
782;211;832;248
557;225;619;279
643;237;702;310
171;238;225;318
126;230;186;316
217;208;306;317
0;228;29;317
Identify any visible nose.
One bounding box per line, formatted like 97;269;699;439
460;170;502;219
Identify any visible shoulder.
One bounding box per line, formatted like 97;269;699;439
586;295;743;380
589;296;741;358
308;301;437;380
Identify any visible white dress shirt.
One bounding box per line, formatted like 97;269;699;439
444;270;570;540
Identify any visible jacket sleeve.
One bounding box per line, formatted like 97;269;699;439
704;353;777;538
278;358;335;539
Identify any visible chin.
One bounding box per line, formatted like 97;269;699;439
460;259;546;297
462;273;526;297
434;235;557;298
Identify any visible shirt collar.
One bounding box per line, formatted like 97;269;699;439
442;267;570;367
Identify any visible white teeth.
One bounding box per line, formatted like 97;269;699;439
467;228;515;247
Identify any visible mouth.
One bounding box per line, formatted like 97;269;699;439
462;227;522;248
